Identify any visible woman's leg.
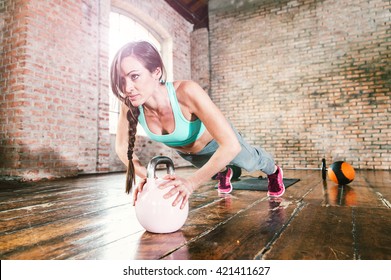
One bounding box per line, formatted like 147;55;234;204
176;126;284;197
228;127;284;197
228;126;276;175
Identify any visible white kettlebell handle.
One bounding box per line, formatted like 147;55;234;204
146;156;175;179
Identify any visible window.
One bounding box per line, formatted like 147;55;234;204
109;12;161;134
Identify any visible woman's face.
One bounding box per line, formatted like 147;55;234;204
120;55;160;107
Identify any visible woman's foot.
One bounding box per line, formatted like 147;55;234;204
267;166;285;197
216;167;233;194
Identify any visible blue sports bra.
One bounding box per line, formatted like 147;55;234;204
138;82;206;147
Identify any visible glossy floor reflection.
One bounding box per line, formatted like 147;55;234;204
0;168;390;259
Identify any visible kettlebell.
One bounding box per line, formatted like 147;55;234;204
135;156;189;233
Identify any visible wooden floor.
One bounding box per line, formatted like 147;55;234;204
0;168;390;260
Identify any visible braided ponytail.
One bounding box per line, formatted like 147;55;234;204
110;41;166;194
125;104;140;194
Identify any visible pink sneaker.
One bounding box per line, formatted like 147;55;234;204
267;166;285;197
216;167;233;194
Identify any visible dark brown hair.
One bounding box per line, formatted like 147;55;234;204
110;41;165;193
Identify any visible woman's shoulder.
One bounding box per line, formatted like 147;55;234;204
172;80;206;98
171;80;212;113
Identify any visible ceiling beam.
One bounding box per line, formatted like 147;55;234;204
164;0;208;30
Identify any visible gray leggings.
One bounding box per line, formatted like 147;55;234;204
176;126;276;175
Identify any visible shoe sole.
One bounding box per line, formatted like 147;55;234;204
267;167;285;198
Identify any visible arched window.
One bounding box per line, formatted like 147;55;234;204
108;12;162;134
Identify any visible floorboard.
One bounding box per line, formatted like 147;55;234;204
0;168;390;260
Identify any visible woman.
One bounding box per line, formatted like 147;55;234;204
111;41;285;209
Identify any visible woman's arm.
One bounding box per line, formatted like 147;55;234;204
159;81;241;208
115;103;147;178
181;81;241;188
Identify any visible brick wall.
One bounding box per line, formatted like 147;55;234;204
1;0;92;180
79;0;110;174
209;0;391;170
0;0;193;180
191;28;210;93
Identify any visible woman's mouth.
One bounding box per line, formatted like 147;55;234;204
127;94;139;102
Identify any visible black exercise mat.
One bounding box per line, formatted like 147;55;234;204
214;176;300;191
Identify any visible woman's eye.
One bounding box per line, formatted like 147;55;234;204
131;74;139;81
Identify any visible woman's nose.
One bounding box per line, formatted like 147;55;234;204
124;77;134;93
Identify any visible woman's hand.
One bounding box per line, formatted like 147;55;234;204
133;178;147;206
158;174;194;209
